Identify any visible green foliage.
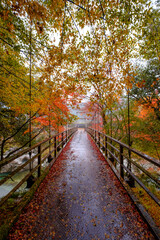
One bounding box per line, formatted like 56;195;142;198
131;59;160;120
139;7;160;60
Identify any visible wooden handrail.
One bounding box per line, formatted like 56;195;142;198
0;129;75;168
87;128;160;167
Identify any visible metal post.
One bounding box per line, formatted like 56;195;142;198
29;21;32;171
120;145;124;179
128;91;131;169
127;91;135;187
38;145;41;177
26;20;35;188
111;109;112;138
98;132;100;147
110;109;114;162
57;128;60;152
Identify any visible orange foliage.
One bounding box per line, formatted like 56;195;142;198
137;101;157;119
134;133;152;142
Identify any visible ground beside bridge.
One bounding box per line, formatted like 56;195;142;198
8;129;155;240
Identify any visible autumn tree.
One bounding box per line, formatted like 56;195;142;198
131;59;160;120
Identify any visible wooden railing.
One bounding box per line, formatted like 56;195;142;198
0;127;77;206
86;127;160;207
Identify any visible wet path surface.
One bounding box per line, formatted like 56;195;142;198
8;129;155;240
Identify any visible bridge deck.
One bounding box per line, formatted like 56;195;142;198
8;129;155;240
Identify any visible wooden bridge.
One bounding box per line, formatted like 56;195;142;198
0;128;160;239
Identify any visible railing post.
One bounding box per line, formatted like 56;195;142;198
120;145;124;179
98;132;100;147
109;139;114;163
54;136;57;158
38;145;41;177
48;138;53;163
105;136;108;157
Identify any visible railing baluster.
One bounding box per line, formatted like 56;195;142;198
38;145;41;177
120;144;124;179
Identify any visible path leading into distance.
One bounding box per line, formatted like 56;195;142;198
8;129;155;240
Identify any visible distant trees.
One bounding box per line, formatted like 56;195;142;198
131;59;160;120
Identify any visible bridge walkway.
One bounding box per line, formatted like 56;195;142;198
8;129;155;239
